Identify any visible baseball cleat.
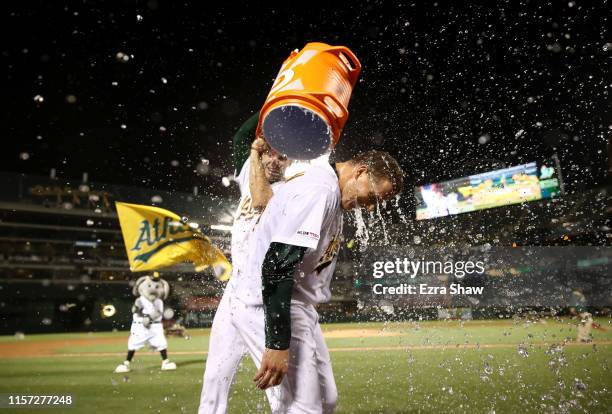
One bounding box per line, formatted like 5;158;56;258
161;359;177;371
114;362;130;373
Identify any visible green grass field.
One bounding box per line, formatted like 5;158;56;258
1;318;611;413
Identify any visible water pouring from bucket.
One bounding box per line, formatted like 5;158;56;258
257;42;361;160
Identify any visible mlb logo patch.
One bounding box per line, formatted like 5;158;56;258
297;230;320;240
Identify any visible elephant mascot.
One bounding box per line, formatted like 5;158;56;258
114;273;177;373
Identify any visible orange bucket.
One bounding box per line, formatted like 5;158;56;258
257;42;361;160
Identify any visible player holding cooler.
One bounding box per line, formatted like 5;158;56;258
202;42;403;413
199;113;291;413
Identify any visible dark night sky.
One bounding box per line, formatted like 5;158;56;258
2;1;610;197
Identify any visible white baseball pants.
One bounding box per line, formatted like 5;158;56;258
199;286;288;413
199;287;337;413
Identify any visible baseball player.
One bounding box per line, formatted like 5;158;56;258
115;274;177;373
199;113;291;413
251;150;404;413
569;288;593;342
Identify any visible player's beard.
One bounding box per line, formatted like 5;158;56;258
265;167;283;183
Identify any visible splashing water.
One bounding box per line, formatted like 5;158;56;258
573;378;587;391
353;208;370;251
483;362;493;375
517;343;529;358
393;194;410;224
367;173;390;245
372;203;390;246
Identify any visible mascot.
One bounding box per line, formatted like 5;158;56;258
114;273;177;373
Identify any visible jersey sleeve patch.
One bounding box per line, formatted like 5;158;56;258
270;188;331;250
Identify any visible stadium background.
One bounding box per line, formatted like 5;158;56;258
1;169;610;335
1;1;611;413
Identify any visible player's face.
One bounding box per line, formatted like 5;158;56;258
341;166;395;211
261;148;290;183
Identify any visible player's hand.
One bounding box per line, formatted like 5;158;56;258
142;316;151;328
253;348;289;390
251;137;268;155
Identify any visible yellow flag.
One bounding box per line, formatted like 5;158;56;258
115;202;231;281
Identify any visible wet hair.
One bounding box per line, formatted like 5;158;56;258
351;150;404;194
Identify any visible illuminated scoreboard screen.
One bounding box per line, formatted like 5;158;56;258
415;159;563;220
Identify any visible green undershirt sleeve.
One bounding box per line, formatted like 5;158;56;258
261;242;307;350
233;112;259;173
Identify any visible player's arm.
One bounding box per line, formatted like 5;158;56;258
262;242;306;350
249;138;274;210
254;242;306;390
254;188;331;389
233;112;259;174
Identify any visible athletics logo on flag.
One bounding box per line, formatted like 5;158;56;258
115;202;231;281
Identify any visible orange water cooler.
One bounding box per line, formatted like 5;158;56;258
257;42;361;160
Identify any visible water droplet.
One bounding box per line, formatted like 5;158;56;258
116;52;130;62
573;378;587;391
478;134;490;145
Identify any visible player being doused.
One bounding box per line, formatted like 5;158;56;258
114;273;177;373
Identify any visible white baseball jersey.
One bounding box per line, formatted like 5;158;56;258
201;155;289;413
245;162;343;305
229;157;283;304
132;296;163;323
